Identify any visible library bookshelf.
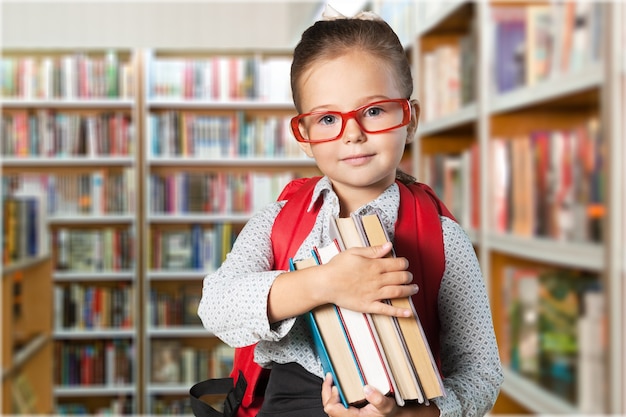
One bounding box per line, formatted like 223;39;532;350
1;49;141;414
407;0;625;415
141;49;320;414
1;3;623;414
2;256;53;414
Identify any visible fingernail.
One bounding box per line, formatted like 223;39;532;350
363;385;373;395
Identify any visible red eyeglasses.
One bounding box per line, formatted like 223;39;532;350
290;98;411;143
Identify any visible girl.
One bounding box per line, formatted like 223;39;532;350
198;8;503;417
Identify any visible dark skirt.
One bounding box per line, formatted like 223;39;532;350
256;362;328;417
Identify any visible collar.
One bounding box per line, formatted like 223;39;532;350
306;176;399;221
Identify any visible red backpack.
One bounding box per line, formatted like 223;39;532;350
190;176;454;417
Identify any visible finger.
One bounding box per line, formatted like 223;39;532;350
376;257;410;275
323;385;349;417
352;242;393;259
372;300;414;318
375;280;418;300
321;373;334;404
364;385;396;414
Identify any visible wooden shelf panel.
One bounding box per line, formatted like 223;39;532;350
146;99;294;110
147;326;209;337
486;233;604;272
1;98;134;108
2;156;135;167
501;368;578;414
146;157;315;167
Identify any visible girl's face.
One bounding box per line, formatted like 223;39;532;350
296;50;418;201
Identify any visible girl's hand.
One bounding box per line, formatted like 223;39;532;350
321;373;398;417
320;242;418;317
321;374;441;417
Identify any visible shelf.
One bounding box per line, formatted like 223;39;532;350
147;157;314;167
147;326;209;337
501;368;578;414
1;98;135;108
54;384;136;397
49;214;135;224
147;213;251;223
1;333;49;381
147;270;208;280
490;64;604;115
416;0;469;37
146;384;195;395
146;98;294;110
2;254;51;276
53;329;135;339
2;156;135;167
418;103;478;136
52;271;135;282
486;233;604;272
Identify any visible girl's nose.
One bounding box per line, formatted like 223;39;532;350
342;118;365;143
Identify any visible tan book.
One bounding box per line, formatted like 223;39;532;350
358;213;444;400
339;215;423;403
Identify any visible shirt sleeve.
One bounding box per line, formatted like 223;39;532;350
431;218;504;416
197;201;297;347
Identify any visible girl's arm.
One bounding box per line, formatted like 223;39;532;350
198;202;418;347
268;242;418;323
197;202;285;347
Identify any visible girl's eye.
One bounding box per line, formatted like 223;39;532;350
364;106;384;117
318;114;339;126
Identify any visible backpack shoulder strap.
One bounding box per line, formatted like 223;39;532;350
394;181;455;372
270;176;323;270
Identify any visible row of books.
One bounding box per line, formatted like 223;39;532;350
1;110;135;157
147;111;303;159
1;51;134;99
148;171;295;215
2;196;47;263
148;224;235;271
54;283;134;330
56;396;134;416
53;339;134;386
421;146;478;232
292;212;444;407
499;265;605;413
5;170;136;216
149;55;292;102
490;118;604;242
150;341;233;385
420;26;476;122
147;285;202;327
55;227;135;272
150;396;192;415
491;2;603;94
422;116;604;243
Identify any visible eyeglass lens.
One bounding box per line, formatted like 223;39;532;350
298;100;407;142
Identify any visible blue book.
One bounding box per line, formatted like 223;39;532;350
289;248;365;408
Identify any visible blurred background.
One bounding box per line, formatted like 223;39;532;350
1;0;624;415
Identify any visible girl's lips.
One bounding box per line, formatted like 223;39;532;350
341;153;375;166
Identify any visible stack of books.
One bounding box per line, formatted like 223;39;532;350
290;212;445;408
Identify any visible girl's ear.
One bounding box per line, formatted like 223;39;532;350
406;99;421;144
298;141;315;158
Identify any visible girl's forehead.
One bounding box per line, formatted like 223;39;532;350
297;51;400;108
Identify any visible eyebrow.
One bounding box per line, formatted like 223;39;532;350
306;96;392;113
